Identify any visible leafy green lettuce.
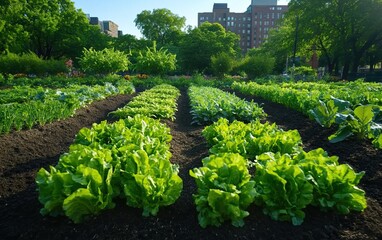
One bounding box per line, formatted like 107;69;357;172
190;153;256;228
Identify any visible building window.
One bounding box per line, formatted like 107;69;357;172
200;16;204;20
270;7;275;10
219;17;221;21
206;17;209;20
247;17;251;21
243;17;246;21
277;7;282;10
247;30;250;34
247;24;251;28
242;29;245;34
231;22;235;27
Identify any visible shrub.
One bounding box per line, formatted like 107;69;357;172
211;52;234;78
79;48;130;75
0;52;66;75
288;66;317;80
239;54;275;79
135;42;177;76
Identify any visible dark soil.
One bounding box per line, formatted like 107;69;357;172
0;90;381;240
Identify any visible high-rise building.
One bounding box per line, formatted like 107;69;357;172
198;0;288;53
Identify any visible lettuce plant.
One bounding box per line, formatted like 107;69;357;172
202;118;302;160
254;153;313;226
190;153;256;228
293;149;367;214
36;115;182;222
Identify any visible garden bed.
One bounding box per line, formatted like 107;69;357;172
0;90;381;240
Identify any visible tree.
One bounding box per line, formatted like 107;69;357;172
256;21;295;74
0;0;28;54
288;0;382;79
134;8;186;46
0;0;99;59
178;22;240;74
21;0;95;59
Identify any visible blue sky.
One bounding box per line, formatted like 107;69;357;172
73;0;290;38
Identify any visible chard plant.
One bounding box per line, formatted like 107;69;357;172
308;96;351;128
329;105;382;147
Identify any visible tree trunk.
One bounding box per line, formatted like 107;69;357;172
342;60;350;80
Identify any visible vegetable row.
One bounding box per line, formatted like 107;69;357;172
0;81;134;134
188;86;266;125
110;84;180;120
232;81;382;148
36;84;182;223
190;118;366;227
36;115;183;223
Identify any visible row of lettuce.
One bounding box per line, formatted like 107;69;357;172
36;84;182;223
34;83;367;228
232;80;382;148
186;86;366;227
0;80;134;134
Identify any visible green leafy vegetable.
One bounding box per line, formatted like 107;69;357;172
190;153;256;228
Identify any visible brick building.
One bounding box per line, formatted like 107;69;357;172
198;0;288;53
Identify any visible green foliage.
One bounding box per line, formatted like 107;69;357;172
289;66;317;77
189;153;256;228
239;54;275;79
79;48;130;75
110;84;180;120
288;0;382;78
179;22;240;73
135;42;177;75
308;96;351;128
254;153;313;226
200;116;367;225
254;149;366;225
211;52;234;78
0;81;134;134
36;115;182;222
294;149;367;214
134;8;186;45
0;52;67;75
188;86;266;125
329;105;382;144
202;118;302;160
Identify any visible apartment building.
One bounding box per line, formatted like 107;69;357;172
86;15;120;38
198;0;288;52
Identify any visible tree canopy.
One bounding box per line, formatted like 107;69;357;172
134;8;186;46
287;0;382;78
178;22;240;74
